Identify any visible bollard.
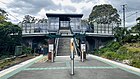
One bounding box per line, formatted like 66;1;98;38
70;38;74;75
71;52;74;75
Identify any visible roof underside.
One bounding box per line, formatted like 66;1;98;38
46;13;83;18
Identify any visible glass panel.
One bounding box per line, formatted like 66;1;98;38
70;18;81;32
60;21;69;27
48;17;59;31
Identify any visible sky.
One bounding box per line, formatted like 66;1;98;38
0;0;140;27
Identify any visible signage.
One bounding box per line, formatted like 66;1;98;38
81;44;86;52
49;44;54;52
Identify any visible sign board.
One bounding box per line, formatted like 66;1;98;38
49;44;54;52
81;44;86;52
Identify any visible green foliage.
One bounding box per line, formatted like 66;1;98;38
107;41;121;51
114;26;139;43
23;15;36;23
114;27;126;43
0;52;13;60
100;48;111;53
117;46;127;54
0;21;22;56
101;46;130;61
89;4;121;24
131;24;140;34
97;42;140;68
0;59;12;69
94;41;121;56
131;59;140;68
94;16;140;67
116;46;131;60
22;46;32;55
0;8;7;22
102;51;119;60
127;17;140;43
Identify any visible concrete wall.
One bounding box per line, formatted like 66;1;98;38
22;36;114;55
86;37;114;53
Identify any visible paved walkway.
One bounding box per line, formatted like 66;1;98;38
1;55;140;79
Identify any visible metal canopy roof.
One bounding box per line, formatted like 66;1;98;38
46;13;83;18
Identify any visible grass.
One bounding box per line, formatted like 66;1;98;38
0;55;35;71
94;41;140;68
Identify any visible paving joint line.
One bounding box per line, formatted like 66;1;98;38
24;66;117;70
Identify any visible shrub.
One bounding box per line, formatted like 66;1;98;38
131;59;140;68
117;46;127;55
104;41;121;52
94;41;121;56
22;46;32;55
109;42;121;51
102;51;119;60
101;48;111;53
117;55;130;61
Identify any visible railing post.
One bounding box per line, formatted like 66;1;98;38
81;43;86;62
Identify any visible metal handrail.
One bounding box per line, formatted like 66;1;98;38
55;30;60;56
55;38;59;56
74;38;80;56
73;39;78;56
74;38;79;47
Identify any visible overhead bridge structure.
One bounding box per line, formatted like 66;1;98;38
19;13;117;56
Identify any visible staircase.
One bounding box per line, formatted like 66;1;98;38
57;30;71;56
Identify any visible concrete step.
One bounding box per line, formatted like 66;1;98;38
57;29;74;56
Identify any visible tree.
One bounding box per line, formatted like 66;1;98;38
22;15;36;33
136;17;140;24
89;4;121;24
130;17;140;42
22;15;35;23
81;20;92;32
0;8;7;23
133;17;140;33
0;9;22;56
37;18;47;23
0;22;22;56
114;27;127;44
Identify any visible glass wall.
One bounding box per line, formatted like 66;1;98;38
48;17;59;32
70;18;81;32
60;21;69;27
20;16;84;34
93;22;115;34
20;23;48;34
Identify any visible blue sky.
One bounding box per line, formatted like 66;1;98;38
0;0;140;27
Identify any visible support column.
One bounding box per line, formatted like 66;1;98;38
48;38;55;62
28;39;33;48
94;38;99;49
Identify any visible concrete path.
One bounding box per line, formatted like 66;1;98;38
1;55;140;79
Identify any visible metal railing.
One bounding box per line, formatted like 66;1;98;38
20;23;116;35
73;38;79;56
55;38;59;56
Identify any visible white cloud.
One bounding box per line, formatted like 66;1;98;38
0;0;140;27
